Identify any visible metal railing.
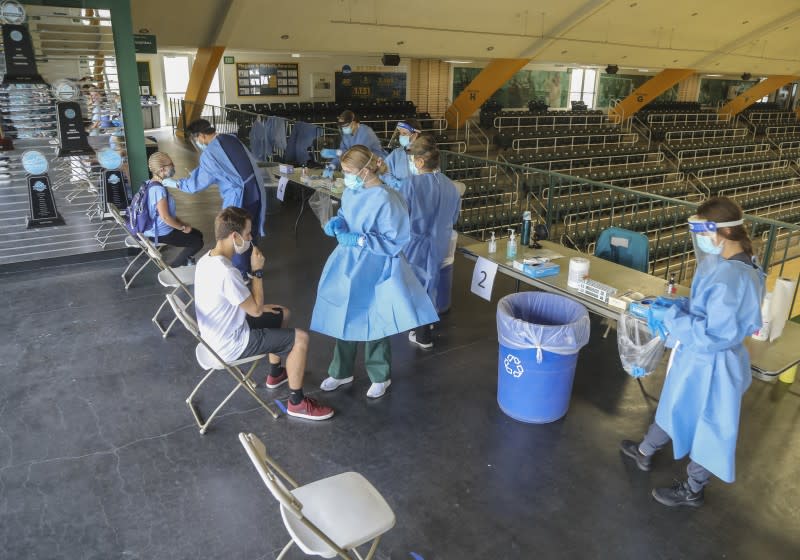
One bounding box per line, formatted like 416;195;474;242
746;111;798;124
665;127;749;145
646;112;731;126
512;132;638;152
494;112;621;131
443;150;800;303
465;119;490;159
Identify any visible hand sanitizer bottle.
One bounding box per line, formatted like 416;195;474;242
506;229;517;259
488;231;497;254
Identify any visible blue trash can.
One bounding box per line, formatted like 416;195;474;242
496;292;591;423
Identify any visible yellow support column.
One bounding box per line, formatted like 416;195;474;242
719;75;797;118
177;46;226;138
610;69;695;121
445;59;531;128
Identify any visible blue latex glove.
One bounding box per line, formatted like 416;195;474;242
162;177;179;188
646;302;671;340
320;148;342;159
323;216;347;237
322;163;335;179
336;231;362;247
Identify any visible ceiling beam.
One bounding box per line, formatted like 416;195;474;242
517;0;613;59
691;9;800;71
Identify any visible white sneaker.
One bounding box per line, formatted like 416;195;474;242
320;376;353;391
366;380;391;399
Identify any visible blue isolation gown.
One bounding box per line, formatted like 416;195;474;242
332;124;387;167
397;172;462;304
311;184;439;342
176;134;267;236
657;255;764;483
380;147;411;190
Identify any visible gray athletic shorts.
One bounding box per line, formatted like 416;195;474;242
238;310;295;359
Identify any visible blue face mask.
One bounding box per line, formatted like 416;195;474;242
343;172;364;191
341;126;353;136
696;235;723;255
192;138;207;152
399;135;411;147
408;156;420;176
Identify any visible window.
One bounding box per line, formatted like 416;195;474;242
569;69;597;107
163;54;222;112
164;55;191;101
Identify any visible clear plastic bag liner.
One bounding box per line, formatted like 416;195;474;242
496;292;591;363
616;311;666;378
308;190;333;227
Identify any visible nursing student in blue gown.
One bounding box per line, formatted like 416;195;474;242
164;118;266;276
380;118;422;190
397;133;461;349
620;197;764;509
311;145;438;400
321;110;387;178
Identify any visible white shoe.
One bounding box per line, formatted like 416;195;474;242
366;380;391;399
320;376;353;391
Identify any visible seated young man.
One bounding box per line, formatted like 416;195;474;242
193;206;333;421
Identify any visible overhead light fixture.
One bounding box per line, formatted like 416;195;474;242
705;74;723;77
605;64;619;74
444;60;472;64
638;68;650;72
291;53;301;58
138;28;150;33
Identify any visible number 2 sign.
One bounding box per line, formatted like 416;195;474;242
471;257;498;301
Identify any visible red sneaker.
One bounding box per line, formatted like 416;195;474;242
265;367;288;389
287;397;334;421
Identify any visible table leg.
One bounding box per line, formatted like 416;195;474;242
294;185;310;238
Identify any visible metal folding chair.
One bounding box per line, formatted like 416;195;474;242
239;432;395;559
166;295;279;434
137;233;195;338
107;203;163;290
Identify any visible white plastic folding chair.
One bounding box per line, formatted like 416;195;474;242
239;432;395;560
106;203;162;290
137;233;195;338
166;295;279;434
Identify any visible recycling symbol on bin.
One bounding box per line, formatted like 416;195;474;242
504;353;524;378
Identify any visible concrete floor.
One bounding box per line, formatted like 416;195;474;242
1;130;799;559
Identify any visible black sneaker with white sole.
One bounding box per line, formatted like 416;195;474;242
652;480;705;508
619;439;653;472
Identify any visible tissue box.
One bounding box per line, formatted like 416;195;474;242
279;164;295;175
513;260;561;278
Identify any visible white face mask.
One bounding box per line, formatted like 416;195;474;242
232;233;251;254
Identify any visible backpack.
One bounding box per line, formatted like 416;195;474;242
127;180;160;243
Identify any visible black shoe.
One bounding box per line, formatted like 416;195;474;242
652;480;705;508
619;440;652;472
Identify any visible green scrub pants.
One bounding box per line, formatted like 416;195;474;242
328;338;391;383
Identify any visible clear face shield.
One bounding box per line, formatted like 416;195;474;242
688;215;743;267
392;121;418;149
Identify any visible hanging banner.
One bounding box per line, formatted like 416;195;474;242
27;175;64;228
102;169;129;212
1;23;43;84
55;101;94;157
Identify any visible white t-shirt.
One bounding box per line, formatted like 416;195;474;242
194;252;252;362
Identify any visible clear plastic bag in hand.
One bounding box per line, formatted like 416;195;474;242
616;311;666;378
308;190;333;227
